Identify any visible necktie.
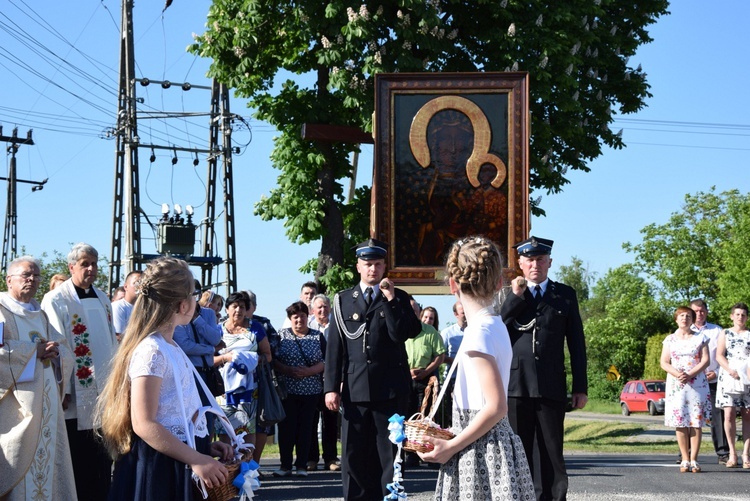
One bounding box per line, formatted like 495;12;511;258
364;286;373;307
532;285;542;306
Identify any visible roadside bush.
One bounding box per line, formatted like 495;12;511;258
586;368;623;402
643;333;668;380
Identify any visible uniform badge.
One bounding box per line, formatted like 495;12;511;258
353;290;360;299
353;313;360;321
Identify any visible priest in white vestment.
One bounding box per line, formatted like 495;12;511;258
0;255;76;500
41;243;118;501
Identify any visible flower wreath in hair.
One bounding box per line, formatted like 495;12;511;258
136;278;152;298
456;236;485;248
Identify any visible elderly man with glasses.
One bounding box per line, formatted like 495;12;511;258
0;255;77;500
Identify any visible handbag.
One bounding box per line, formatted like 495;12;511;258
207;366;225;397
257;358;287;427
190;322;225;397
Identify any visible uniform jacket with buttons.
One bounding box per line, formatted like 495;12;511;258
500;280;587;401
324;285;421;403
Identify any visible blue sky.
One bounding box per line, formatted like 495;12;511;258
2;1;749;328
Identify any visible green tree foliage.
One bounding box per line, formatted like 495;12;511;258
190;0;669;283
623;188;750;319
0;250;109;303
714;193;750;317
583;264;671;400
554;255;596;320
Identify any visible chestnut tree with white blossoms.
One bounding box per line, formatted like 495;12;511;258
190;0;670;291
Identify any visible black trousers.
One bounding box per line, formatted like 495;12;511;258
66;419;112;501
308;395;341;464
508;397;568;501
278;393;319;470
709;382;730;456
341;398;403;501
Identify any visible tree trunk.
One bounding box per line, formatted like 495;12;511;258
314;66;345;293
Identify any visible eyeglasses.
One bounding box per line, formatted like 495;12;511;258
191;290;201;298
9;273;42;281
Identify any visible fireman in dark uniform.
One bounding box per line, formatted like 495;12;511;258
324;239;421;500
500;236;588;501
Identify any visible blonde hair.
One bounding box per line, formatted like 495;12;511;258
96;257;194;457
445;236;504;301
48;273;69;291
199;290;224;310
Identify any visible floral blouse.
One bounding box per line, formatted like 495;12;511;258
275;328;325;396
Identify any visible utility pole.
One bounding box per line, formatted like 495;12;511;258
0;126;46;271
109;0;238;296
110;0;140;289
201;80;237;291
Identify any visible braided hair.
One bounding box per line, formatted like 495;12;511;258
445;235;504;302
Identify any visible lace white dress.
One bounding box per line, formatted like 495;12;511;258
110;333;209;501
129;333;208;441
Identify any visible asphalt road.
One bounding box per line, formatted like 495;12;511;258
253;454;750;500
249;411;750;500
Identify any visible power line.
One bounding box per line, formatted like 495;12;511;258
625;141;750;152
614;117;750;130
622;127;750;138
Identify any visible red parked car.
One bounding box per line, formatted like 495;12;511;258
620;379;666;416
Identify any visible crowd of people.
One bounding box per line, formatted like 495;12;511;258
5;234;747;501
0;236;575;501
660;299;750;473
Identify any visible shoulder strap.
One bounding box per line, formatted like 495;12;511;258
160;340;197;450
427;346;462;420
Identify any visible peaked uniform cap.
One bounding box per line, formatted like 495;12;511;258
353;238;388;260
513;236;554;256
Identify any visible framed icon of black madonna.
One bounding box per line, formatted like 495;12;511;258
372;72;530;289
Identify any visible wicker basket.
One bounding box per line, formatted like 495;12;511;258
200;450;253;501
403;376;455;453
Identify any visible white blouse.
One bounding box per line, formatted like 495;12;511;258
129;333;208;441
453;314;512;410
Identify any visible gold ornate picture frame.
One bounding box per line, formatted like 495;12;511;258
372;72;529;290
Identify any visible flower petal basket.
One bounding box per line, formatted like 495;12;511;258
403;376;455;453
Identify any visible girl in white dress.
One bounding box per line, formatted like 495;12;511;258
715;302;750;468
418;236;534;500
97;257;233;500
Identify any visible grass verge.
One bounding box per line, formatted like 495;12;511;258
564;419;678;453
581;399;622;415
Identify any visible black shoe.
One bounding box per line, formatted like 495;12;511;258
719;455;730;465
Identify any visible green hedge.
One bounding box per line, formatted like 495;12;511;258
643;332;668;380
586;367;624;402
